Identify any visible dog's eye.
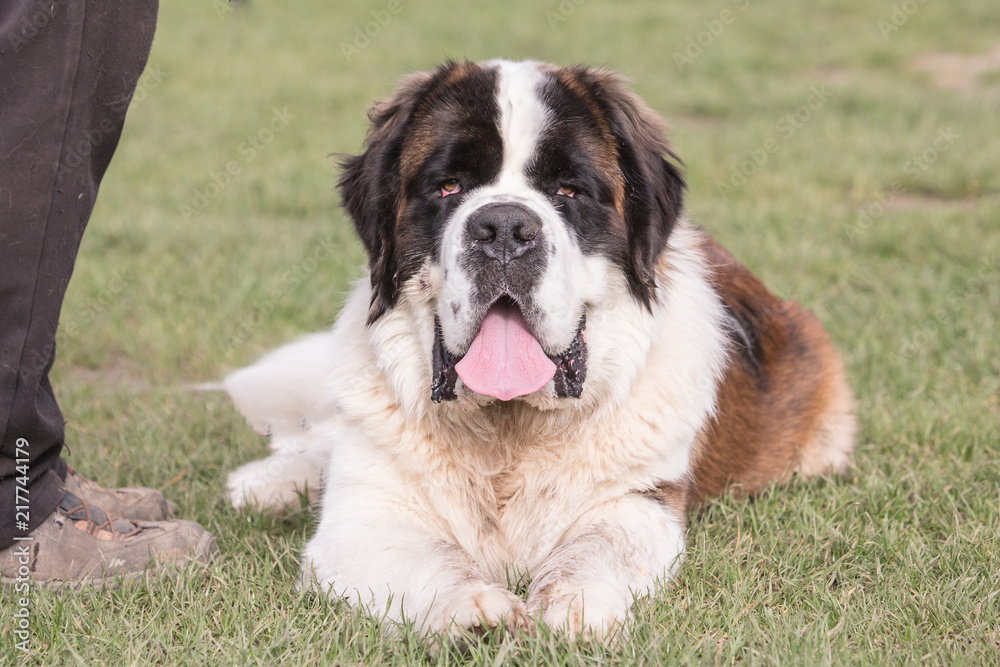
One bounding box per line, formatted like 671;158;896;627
441;180;462;197
556;184;575;198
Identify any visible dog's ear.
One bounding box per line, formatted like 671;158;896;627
587;70;686;308
339;69;437;324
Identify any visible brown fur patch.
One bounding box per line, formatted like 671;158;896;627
398;64;480;183
636;480;689;523
555;68;627;219
689;237;856;503
395;61;502;186
365;70;437;148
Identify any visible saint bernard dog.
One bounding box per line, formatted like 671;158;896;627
223;59;856;643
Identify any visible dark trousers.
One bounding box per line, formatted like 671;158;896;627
0;0;158;549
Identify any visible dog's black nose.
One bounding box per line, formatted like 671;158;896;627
467;203;541;264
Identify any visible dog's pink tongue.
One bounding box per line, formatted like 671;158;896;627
456;301;556;401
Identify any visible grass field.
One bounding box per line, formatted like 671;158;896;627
4;0;1000;663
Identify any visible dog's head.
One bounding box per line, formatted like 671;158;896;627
340;60;685;405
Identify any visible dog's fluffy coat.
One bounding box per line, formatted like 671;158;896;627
224;60;855;641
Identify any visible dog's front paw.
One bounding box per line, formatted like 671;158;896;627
527;579;630;643
421;581;527;642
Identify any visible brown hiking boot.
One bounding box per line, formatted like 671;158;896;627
64;465;174;522
0;492;217;591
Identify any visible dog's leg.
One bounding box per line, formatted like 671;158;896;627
302;522;527;643
223;332;339;513
300;475;526;643
226;432;333;513
525;490;686;642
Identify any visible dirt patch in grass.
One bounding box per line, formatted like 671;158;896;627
891;193;981;212
59;362;151;394
811;66;854;88
909;46;1000;91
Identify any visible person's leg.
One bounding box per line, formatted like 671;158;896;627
0;0;213;589
0;0;162;549
1;0;217;590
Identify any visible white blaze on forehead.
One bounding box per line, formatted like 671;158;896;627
492;60;551;183
438;60;605;360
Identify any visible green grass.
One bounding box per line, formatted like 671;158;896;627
4;0;1000;663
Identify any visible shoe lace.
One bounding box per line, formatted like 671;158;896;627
58;492;141;541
